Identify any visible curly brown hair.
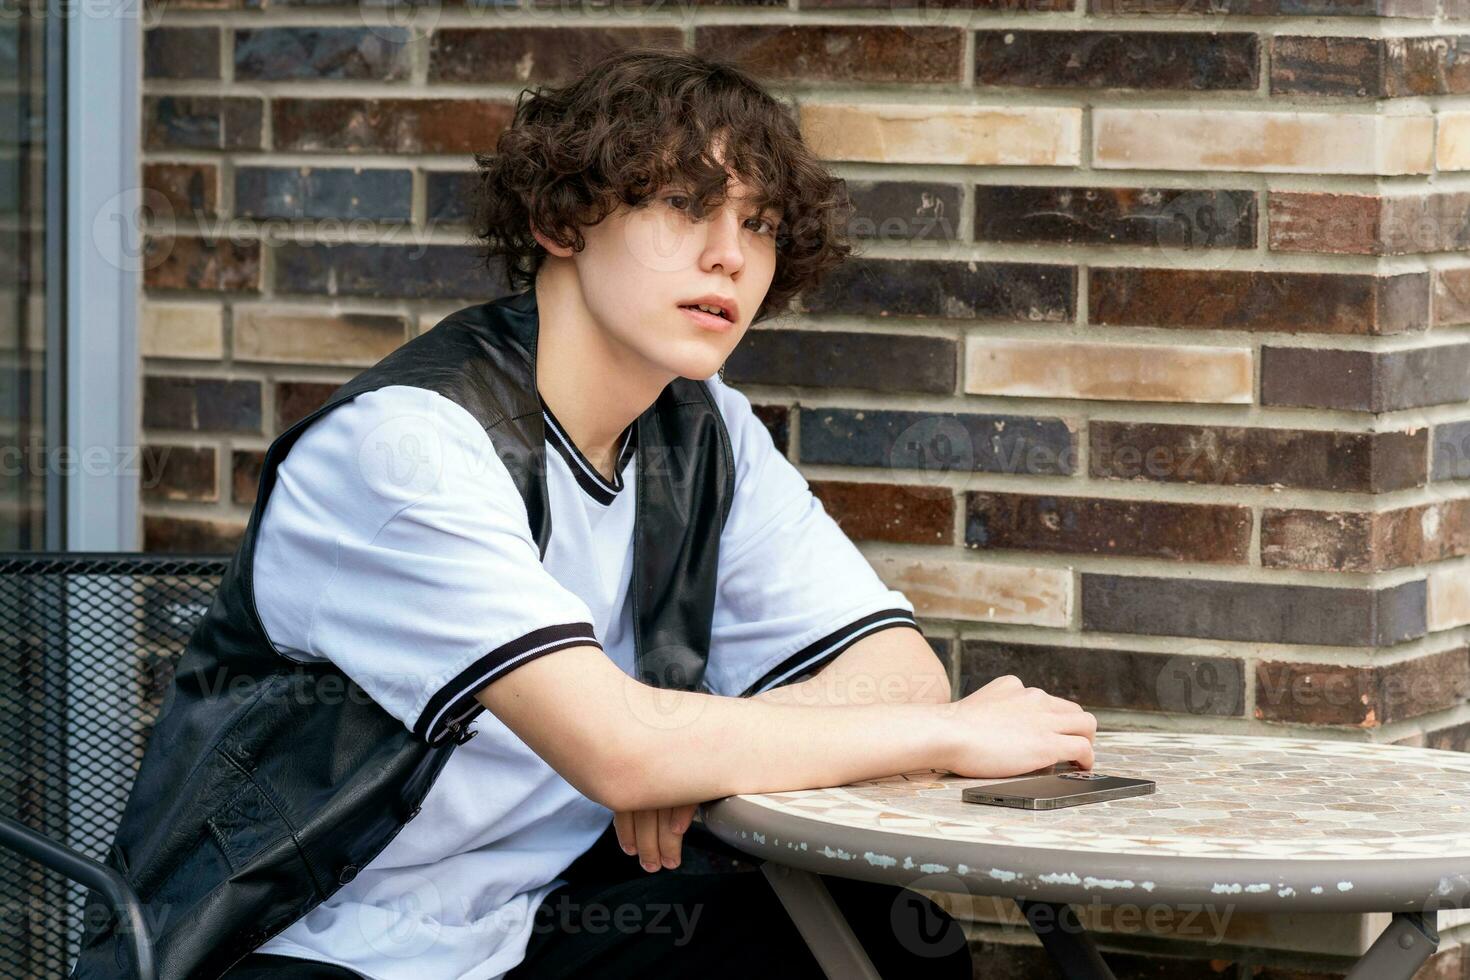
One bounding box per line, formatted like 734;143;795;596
469;47;854;325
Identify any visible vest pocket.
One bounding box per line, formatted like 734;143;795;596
144;756;319;921
204;758;328;905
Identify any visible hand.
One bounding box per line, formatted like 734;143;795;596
613;804;699;873
938;674;1098;778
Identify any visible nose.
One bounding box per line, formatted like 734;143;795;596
699;205;745;277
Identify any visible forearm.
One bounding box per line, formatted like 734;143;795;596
610;674;954;810
476;643;956;813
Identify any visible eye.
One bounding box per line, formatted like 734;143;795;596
663;193;695;213
745;215;778;236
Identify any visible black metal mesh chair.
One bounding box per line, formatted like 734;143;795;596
0;552;230;980
0;551;763;980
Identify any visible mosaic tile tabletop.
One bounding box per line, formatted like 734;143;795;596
718;732;1470;862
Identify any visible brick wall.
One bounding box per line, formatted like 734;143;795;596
139;2;1470;973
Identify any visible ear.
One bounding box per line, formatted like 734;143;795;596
530;222;576;259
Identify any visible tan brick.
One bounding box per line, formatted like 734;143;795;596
141;304;224;360
1429;565;1470;631
870;555;1071;626
799;103;1081;166
964;337;1252;404
1437;110;1470;171
1094;109;1433;175
233;308;407;366
1435;267;1470;325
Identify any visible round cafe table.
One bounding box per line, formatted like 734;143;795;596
698;730;1470;980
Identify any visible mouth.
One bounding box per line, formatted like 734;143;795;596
678;304;735;332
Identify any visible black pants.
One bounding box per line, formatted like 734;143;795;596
224;822;972;979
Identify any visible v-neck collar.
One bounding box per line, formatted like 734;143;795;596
538;394;637;506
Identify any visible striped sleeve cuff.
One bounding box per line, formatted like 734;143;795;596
738;608;921;699
415;622;601;744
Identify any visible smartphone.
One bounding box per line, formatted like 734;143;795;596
961;771;1156;810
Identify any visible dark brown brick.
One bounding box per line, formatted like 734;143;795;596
695;26;962;83
1089;268;1430;335
798;257;1075;322
975;30;1256;90
845;180;960;243
1083;574;1426;647
976;186;1255;248
1089;421;1428;493
235;26;411;81
1255;647;1470;726
1269;191;1470;255
1425;719;1470;752
426;169;476;226
1261;344;1470;412
144;377;262;433
143;162;218;220
1273;35;1470;97
429;28;682;84
143;515;243;554
1268;191;1382;254
232;449;266;506
235;167;411;221
802;407;1075;476
808;0;1071;8
1270;36;1381;96
1091;0;1436;15
961;640;1245;715
143;96;262;151
722;329;955;394
751;404;789;455
1434;420;1470;481
533;0;781;7
144;0;237;10
1262;499;1470;572
275;381;339;433
145;27;221;79
926;636;954;676
272;98;514;154
965;491;1251;563
144;236;261;293
274;242;495;300
809;479;954;544
141;445;218;502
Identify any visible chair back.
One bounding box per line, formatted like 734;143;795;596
0;553;229;979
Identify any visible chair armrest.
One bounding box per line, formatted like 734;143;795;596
0;816;156;980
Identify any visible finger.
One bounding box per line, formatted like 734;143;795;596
1059;734;1095;770
672;803;697;833
613;811;636;856
657;809;683;869
634;809;661;873
1055;710;1098;739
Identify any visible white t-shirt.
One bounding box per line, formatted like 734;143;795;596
249;374;918;980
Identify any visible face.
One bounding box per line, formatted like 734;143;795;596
532;138;781;383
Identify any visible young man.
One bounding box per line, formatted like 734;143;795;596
105;50;1096;980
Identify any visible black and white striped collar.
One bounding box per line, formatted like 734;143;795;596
539;396;637;506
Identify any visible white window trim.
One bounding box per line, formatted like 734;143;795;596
65;2;140;550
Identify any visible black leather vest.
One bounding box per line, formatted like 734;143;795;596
72;287;735;980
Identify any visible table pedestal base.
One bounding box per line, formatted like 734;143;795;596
1343;910;1438;980
760;861;882;979
757;863;1441;980
1017;901;1439;980
1015;899;1117;979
